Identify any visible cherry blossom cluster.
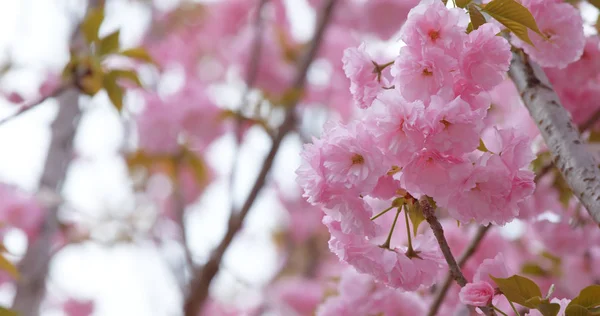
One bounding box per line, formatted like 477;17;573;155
297;0;538;291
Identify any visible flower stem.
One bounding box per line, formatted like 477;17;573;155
492;306;509;316
371;206;394;221
508;300;521;316
381;207;401;249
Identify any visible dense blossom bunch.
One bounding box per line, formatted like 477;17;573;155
297;0;537;291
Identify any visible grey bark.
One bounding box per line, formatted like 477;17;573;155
12;88;82;316
509;51;600;224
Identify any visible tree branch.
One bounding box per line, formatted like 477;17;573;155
0;85;68;127
420;197;494;316
12;87;82;316
428;225;491;316
508;50;600;224
182;1;338;315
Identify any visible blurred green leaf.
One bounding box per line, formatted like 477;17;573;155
537;301;561;316
491;275;542;308
482;0;543;46
98;30;121;56
456;0;472;8
566;304;592;316
119;48;155;64
521;263;550;277
103;72;124;111
0;307;17;316
0;255;18;280
468;4;486;31
570;285;600;309
109;69;142;87
182;149;207;185
477;138;489;152
81;8;105;44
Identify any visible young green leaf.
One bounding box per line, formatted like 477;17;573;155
103;72;124;111
468;3;486;31
456;0;472;8
183;150;207;185
0;255;18;280
81;8;105;44
0;307;18;316
98;30;121;56
482;0;543;46
405;202;425;236
565;304;592;316
491;275;543;308
120;48;155;64
537;301;561;316
109;70;142;87
569;285;600;309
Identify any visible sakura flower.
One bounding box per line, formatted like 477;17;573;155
459;281;495;307
512;0;585;69
317;268;427;316
474;253;512;285
459;24;511;92
392;46;456;103
342;43;383;109
362;0;420;40
63;298;94;316
424;94;483;156
400;0;467;56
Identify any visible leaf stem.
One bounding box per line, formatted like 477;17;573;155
492;306;509;316
508;300;521;316
371;206;394;221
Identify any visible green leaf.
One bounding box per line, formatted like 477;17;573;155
103;72;124;111
0;255;18;280
81;7;105;44
183;150;207;185
405;202;425;236
456;0;472;8
0;307;18;316
566;304;592;316
482;0;543;46
537;302;561;316
477;138;489;152
589;131;600;143
109;69;142;87
491;275;543;308
468;3;486;31
119;48;155;64
589;0;600;10
521;263;550;277
466;22;474;34
98;30;121;56
570;285;600;309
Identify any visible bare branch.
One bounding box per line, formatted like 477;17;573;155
182;1;338;314
12;88;82;316
0;85;68;127
509;50;600;224
428;225;491;316
420;197;494;316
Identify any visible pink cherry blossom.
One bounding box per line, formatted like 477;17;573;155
512;0;585;69
474;253;512;285
62;298;94;316
392;46;456;103
400;0;467;56
342;43;384;109
459;23;511;92
0;184;45;240
459;281;495;307
362;0;420;40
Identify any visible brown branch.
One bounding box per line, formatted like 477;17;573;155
182;1;338;315
420;197;494;316
12;88;81;316
509;50;600;223
0;85;68;127
428;225;491;316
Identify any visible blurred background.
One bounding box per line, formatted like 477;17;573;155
0;0;598;315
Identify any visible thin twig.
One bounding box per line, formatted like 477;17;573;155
509;49;600;223
182;1;338;315
420;197;494;316
0;85;68;127
428;225;491;316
